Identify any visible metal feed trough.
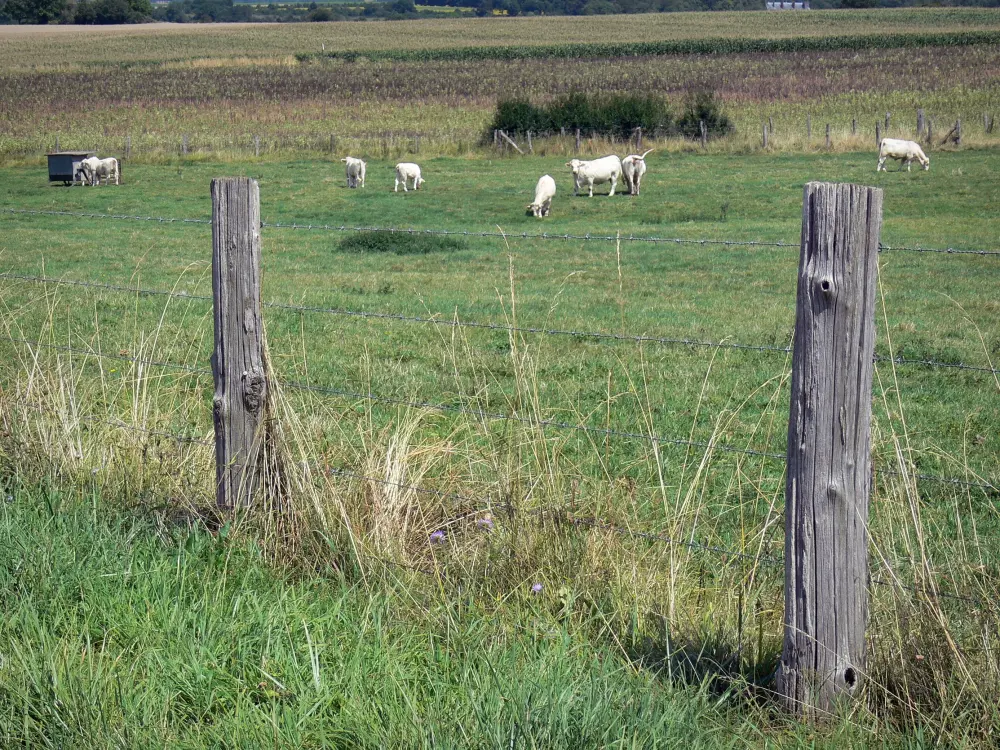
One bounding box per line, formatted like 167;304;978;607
47;151;95;185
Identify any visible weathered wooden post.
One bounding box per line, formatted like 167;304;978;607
254;135;260;157
988;114;995;134
575;128;581;154
986;113;991;133
884;111;890;133
55;136;60;152
763;122;769;149
956;118;962;145
769;115;774;136
493;129;499;150
182;134;189;155
851;118;857;136
211;177;268;511
414;134;421;153
926;118;933;145
807;114;811;141
700;120;707;150
635;126;642;151
527;130;533;154
560;126;566;137
917;109;925;137
778;181;883;717
875;121;881;148
825;124;831;149
124;135;131;161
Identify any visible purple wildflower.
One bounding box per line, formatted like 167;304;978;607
429;530;446;544
476;516;495;531
531;582;543;595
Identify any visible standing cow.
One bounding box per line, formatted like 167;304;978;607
566;155;622;197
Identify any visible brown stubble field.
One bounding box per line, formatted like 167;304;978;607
2;41;999;159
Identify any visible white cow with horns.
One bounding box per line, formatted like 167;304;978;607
526;174;556;218
876;138;930;172
621;149;653;196
566;155;622;197
341;156;366;188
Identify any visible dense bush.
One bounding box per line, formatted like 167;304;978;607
338;231;466;255
676;91;734;139
488;92;673;139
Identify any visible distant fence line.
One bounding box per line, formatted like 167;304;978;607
4;107;996;160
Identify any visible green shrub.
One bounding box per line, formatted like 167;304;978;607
338;231;466;255
487;91;672;140
676;91;734;140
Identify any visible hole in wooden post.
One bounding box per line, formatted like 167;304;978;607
844;667;857;689
821;279;831;292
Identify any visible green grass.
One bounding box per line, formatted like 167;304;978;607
0;488;795;748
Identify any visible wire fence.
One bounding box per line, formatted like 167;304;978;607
2;270;998;376
1;206;997;614
4;207;1000;256
2;332;995;495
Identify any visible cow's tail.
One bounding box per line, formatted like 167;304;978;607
639;149;654;159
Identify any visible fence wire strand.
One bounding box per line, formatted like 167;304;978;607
4;207;999;256
4;271;998;376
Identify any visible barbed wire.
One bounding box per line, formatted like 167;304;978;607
1;333;995;492
4;271;998;376
4;207;999;256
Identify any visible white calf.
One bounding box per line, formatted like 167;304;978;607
78;156;119;186
526;174;556;218
394;162;425;192
621;149;653;196
341;156;366;188
566;155;622;197
877;139;929;172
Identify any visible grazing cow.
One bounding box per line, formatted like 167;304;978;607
78;156;120;186
341;156;366;188
621;149;653;196
526;174;556;218
877;139;929;172
394;162;425;192
566;155;622;197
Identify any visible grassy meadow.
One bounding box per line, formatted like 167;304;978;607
1;12;999;747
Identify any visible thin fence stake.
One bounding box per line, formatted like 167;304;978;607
917;109;925;137
700;120;707;150
762;122;769;150
124;135;131;161
807;114;811;141
575;128;581;154
779;180;883;717
182;134;189;156
825;123;831;149
254;135;260;157
851;118;857;136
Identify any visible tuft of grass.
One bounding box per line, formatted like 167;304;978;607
338;230;466;255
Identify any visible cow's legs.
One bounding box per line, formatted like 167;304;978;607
608;175;617;197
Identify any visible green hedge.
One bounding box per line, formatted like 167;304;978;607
295;30;1000;64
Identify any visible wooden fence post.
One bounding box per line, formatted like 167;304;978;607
55;136;60;151
884;111;890;133
254;135;260;157
807;115;811;141
527;130;533;154
985;113;991;133
575;128;581;154
211;177;268;511
956;118;962;145
769;115;774;136
330;134;335;154
875;121;881;148
825;123;831;149
700;120;707;150
778;181;883;717
124;135;131;161
635;126;642;151
926;118;933;145
851;118;857;136
917;109;925;137
762;122;769;149
182;134;189;155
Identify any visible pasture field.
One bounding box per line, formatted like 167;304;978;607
1;149;998;744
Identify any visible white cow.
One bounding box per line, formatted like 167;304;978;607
341;156;366;188
566;155;622;197
621;149;653;196
394;162;425;192
877;139;929;172
526;174;556;218
78;156;120;186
